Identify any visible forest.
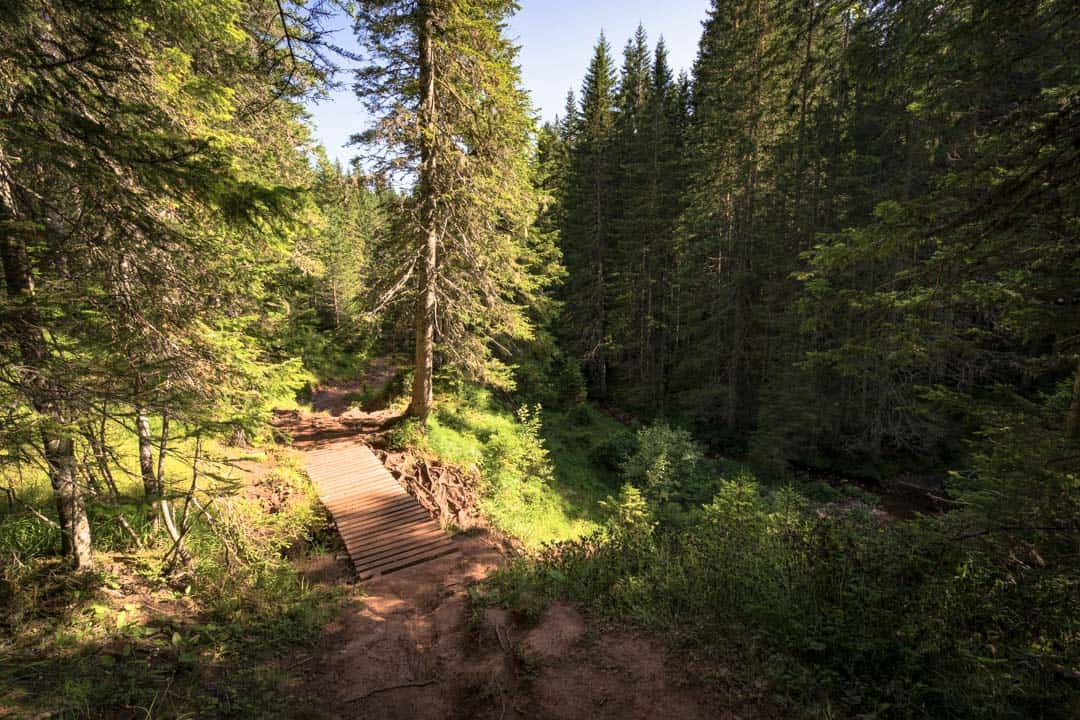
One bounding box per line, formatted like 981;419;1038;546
0;0;1077;718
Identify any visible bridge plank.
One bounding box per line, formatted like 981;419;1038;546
304;444;458;579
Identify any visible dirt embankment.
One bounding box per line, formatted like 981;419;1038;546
294;534;755;720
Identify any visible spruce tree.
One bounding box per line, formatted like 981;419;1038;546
560;33;618;398
609;25;653;395
0;0;331;567
353;0;542;422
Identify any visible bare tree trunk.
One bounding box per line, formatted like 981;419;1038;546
727;282;745;430
410;229;437;422
157;411;169;487
137;409;161;501
1066;363;1080;440
408;0;438;424
597;257;608;399
163;435;199;569
44;433;94;569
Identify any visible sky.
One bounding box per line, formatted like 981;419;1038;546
305;0;712;166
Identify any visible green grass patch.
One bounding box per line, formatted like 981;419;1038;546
0;433;343;719
396;388;630;549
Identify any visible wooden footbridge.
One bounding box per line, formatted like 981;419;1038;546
304;443;458;580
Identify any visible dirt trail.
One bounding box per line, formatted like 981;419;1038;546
278;379;754;720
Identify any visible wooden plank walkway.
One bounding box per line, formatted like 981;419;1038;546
304;443;458;580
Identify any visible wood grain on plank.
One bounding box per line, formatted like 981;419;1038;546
304;444;459;579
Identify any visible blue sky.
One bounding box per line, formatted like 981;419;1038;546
305;0;712;166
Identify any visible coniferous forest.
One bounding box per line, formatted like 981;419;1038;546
1;1;1077;718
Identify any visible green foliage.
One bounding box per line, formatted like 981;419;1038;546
599;483;656;548
398;387;613;547
0;0;340;567
387;417;426;452
588;426;637;473
555;28;690;404
621;422;717;511
531;13;1080;715
511;344;588;408
353;0;552;390
0;445;340;719
484;471;1080;718
277;154;384;383
0;516;58;561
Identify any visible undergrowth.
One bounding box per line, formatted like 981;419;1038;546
0;443;341;719
476;420;1080;720
387;385;628;548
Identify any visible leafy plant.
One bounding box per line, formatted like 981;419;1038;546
621;422;716;511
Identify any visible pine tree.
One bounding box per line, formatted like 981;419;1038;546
608;25;653;396
353;0;543;422
0;0;332;567
561;33;618;398
675;0;771;437
791;0;1080;474
641;39;690;407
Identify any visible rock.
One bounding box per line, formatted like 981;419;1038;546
521;602;587;660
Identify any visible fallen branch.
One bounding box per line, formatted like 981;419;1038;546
10;494;59;528
163;436;201;570
190;495;239;568
116;513;143;549
345;679;440;703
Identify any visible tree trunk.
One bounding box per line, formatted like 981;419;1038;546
1066;363;1080;440
727;281;745;430
44;433;94;570
408;1;438;423
137;409;161;500
597;256;608;399
410;228;438;422
137;408;163;530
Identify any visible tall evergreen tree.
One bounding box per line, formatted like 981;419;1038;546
561;33;618;397
608;25;653;393
786;0;1080;477
0;0;331;567
353;0;543;422
639;38;690;407
675;0;771;436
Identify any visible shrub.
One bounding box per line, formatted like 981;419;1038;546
481;470;1080;719
589;428;637;472
621;422;716;511
386;417;425;451
512;348;587;408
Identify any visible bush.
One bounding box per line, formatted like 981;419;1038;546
387;417;425;451
512;347;588;408
481;404;554;487
621;422;717;511
481;470;1080;719
400;388;601;547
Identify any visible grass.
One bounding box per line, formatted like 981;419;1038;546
3;416;262;517
538;404;632;523
0;422;344;719
393;387;630;549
